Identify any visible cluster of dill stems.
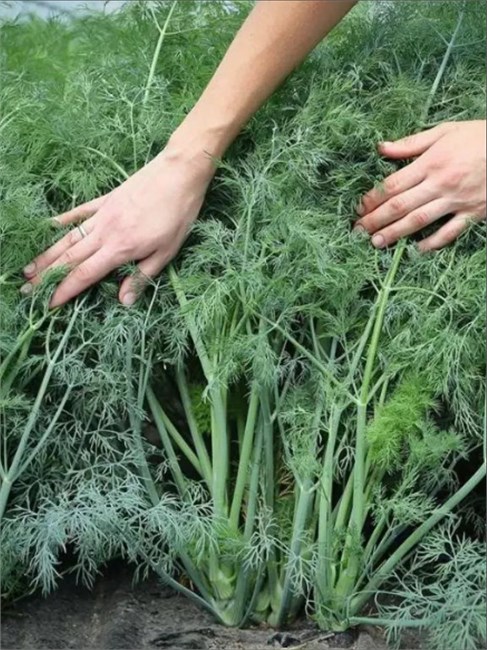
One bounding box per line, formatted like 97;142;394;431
0;1;485;647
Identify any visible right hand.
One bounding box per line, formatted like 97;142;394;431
22;142;216;308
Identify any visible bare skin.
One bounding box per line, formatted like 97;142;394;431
22;1;486;308
356;120;486;251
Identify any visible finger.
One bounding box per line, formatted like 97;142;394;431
357;180;435;233
52;195;107;227
357;161;425;216
49;249;117;308
119;251;168;306
370;199;449;248
378;123;453;159
27;231;100;288
418;214;474;252
24;218;96;278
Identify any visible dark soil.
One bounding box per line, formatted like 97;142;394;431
1;564;421;650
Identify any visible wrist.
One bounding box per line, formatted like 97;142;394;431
168;105;240;159
160;134;217;185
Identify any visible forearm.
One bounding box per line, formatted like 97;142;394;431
169;0;357;164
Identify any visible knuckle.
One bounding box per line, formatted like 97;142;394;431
66;229;80;247
72;263;93;282
412;211;430;228
403;135;417;148
384;176;399;194
361;195;374;212
60;250;75;267
390;196;406;213
358;217;373;233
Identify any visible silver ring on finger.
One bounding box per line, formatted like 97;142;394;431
77;224;88;239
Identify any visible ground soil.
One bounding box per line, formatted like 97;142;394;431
1;564;421;650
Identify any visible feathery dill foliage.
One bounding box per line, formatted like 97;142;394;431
0;0;485;643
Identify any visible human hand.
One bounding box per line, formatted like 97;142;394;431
22;144;215;307
355;120;486;251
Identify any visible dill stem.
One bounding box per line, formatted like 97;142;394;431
15;386;73;478
0;324;37;380
0;302;82;521
142;1;177;108
334;245;404;605
276;403;324;627
84;146;129;180
276;480;315;627
176;368;213;487
421;3;465;124
351;462;486;615
333;468;354;531
146;386;188;495
353;246;404;530
126;335;160;506
316;404;343;601
0;331;33;400
154;400;203;476
229;381;260;530
168;265;229;517
232;422;265;625
337;8;469;615
210;387;229;517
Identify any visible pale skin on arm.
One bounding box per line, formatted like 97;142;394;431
22;0;357;308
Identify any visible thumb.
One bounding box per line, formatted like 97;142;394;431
379;123;452;159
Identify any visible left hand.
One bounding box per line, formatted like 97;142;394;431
355;120;486;251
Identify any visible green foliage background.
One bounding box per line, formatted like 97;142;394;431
0;1;485;646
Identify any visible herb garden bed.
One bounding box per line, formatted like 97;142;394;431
2;563;419;650
1;2;485;650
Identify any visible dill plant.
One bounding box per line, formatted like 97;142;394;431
0;0;485;643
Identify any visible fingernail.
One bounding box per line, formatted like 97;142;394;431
354;223;366;234
23;263;36;276
356;204;364;216
372;234;385;248
20;282;33;295
380;141;393;147
122;292;136;306
51;217;62;227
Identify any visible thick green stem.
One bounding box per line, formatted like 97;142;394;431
315;405;343;601
168;266;229;517
276;480;315;627
229;382;260;530
353;246;404;529
232;421;265;625
176;367;212;487
334;245;404;604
